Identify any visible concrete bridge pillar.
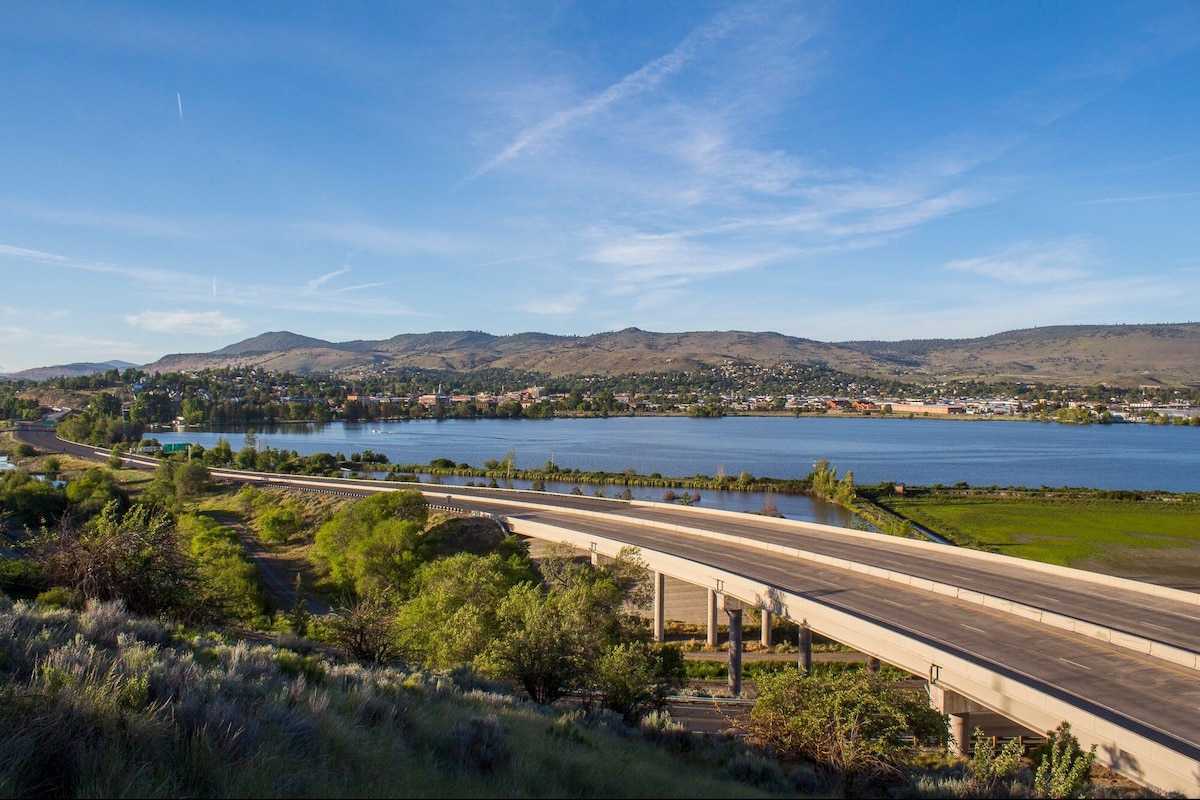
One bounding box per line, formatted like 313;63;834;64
866;656;880;673
724;596;745;697
928;684;978;756
798;622;812;674
652;571;665;643
760;609;772;647
706;588;719;648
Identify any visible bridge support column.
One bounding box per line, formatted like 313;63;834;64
760;609;772;647
707;589;719;648
866;656;880;673
652;571;665;643
798;622;812;674
724;596;745;697
929;684;978;757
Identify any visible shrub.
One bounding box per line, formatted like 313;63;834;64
449;713;512;773
34;586;83;610
1034;722;1096;799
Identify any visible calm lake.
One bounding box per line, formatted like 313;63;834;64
152;416;1199;524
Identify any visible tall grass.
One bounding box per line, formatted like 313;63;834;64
0;592;799;798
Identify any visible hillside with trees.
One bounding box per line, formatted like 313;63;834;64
115;323;1200;388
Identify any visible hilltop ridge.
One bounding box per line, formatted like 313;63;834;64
141;323;1200;388
8;324;1200;388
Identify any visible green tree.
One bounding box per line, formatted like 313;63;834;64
257;502;304;544
745;668;948;794
397;551;534;670
593;641;687;724
312;490;429;597
324;592;406;665
64;466;129;520
88;391;122;418
204;437;234;467
178;513;269;623
480;582;581;704
0;469;68;528
480;545;651;704
173;461;211;499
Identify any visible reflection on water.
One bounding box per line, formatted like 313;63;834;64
152;414;1200;499
355;471;858;527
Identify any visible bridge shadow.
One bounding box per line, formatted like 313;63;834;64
1101;743;1144;785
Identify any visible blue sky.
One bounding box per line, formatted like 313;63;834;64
1;1;1198;373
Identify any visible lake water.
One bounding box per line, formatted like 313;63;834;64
151;416;1199;523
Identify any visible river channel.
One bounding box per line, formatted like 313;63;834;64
150;416;1199;524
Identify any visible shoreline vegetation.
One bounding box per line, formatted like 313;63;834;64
34;419;1200;586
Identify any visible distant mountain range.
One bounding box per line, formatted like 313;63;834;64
7;325;1200;387
1;360;141;382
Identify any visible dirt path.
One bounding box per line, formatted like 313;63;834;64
220;518;331;616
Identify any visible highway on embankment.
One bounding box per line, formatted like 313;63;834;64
15;423;1200;796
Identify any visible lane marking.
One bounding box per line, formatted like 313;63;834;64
961;624;988;635
1059;657;1092;671
1142;622;1175;632
879;597;907;607
1033;593;1062;603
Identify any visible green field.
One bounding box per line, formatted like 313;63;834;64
876;495;1200;591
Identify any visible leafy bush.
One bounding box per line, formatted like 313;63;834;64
746;668;948;793
1034;722;1096;799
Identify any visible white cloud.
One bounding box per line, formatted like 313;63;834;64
301;222;462;256
463;7;745;183
944;239;1095;285
1076;191;1200;206
0;200;192;238
302;266;351;294
584;229;788;290
0;243;210;291
126;310;247;335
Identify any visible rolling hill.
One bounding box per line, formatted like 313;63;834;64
133;323;1200;388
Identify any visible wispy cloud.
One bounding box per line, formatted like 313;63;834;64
0;199;192;238
335;280;395;293
0;241;417;318
586;230;775;280
0;243;210;290
1076;191;1200;205
302;266;351;294
943;238;1095;285
300;221;462;256
463;8;743;183
126;310;247;336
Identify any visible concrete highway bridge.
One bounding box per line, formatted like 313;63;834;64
14;424;1200;796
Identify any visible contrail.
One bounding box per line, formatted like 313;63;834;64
177;93;183;121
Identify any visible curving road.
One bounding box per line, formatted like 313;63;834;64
16;424;1200;795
